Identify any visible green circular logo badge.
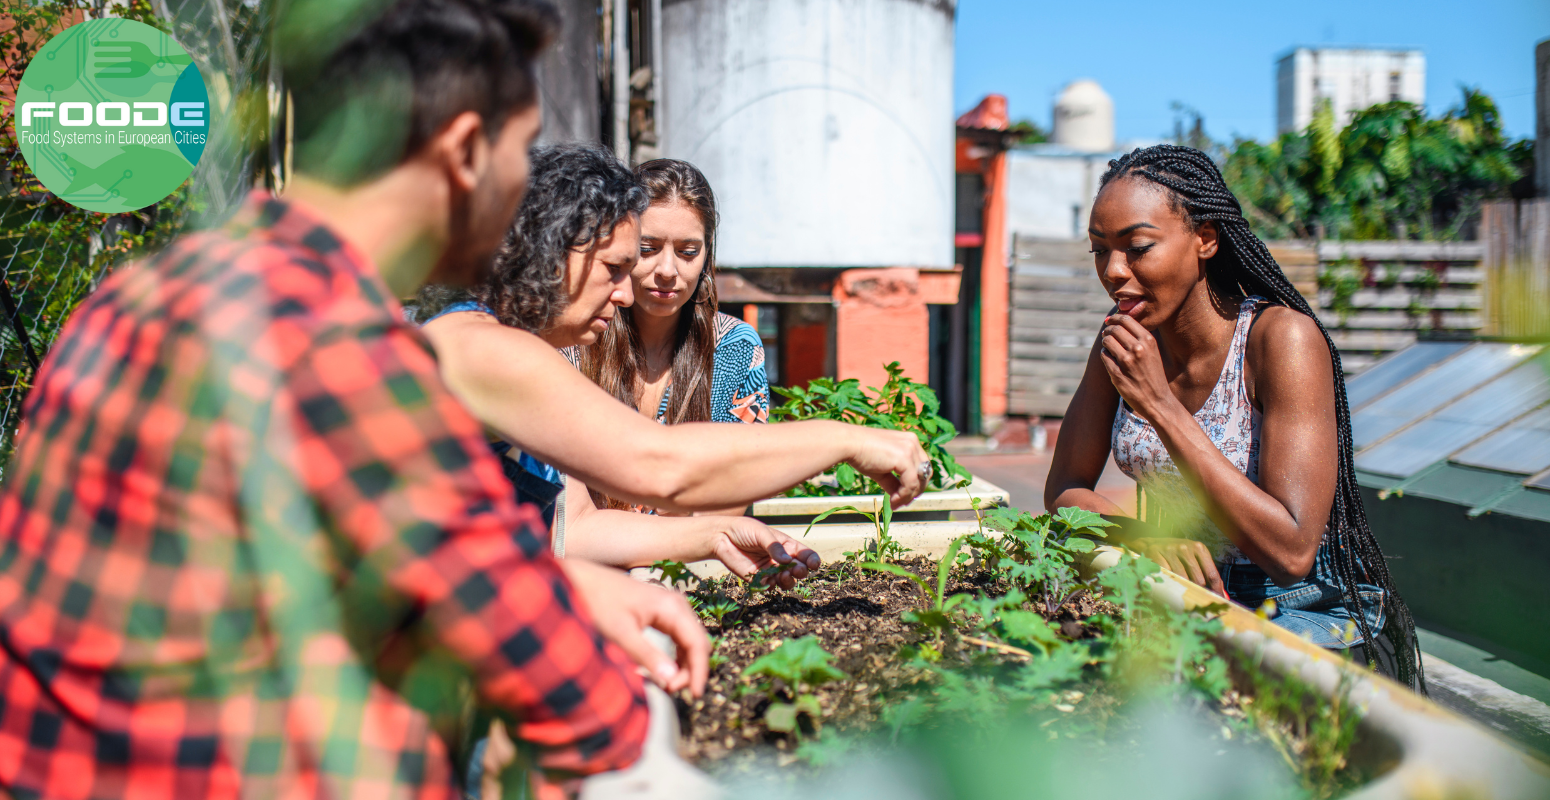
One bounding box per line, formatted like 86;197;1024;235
13;18;208;213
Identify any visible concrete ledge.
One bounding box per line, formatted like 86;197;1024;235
1086;545;1550;800
748;476;1009;517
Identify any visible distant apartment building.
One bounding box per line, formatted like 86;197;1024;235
1276;47;1425;134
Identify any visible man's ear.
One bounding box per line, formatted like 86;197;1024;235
1197;220;1220;260
429;110;489;194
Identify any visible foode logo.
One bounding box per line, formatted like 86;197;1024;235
12;18;209;213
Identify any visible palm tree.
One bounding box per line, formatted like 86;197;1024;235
1223;88;1525;241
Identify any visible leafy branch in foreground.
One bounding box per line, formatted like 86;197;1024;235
773;361;970;497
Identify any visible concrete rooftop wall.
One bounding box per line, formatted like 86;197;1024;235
661;0;956;269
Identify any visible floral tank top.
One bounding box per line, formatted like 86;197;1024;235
1111;297;1266;564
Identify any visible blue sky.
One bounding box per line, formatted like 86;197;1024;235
954;0;1549;144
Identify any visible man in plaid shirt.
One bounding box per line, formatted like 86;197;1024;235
0;1;708;797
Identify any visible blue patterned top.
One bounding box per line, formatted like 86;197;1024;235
568;312;769;424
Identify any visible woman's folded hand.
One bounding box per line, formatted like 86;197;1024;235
1131;536;1225;598
709;517;821;589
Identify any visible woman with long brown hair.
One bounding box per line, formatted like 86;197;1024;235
567;159;767;514
575;158;767;427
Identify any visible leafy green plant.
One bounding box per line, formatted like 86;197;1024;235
700;597;740;627
1318;259;1365;325
1234;651;1363;799
743;635;848;735
773;361;970;497
1223;87;1528;241
964;505;1113;617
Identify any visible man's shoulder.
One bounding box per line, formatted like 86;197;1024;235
126;226;398;339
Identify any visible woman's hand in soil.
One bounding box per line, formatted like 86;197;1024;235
710;518;821;589
1132;537;1225;597
844;427;932;509
559;558;710;696
1100;314;1180;423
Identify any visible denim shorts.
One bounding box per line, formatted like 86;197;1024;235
1218;541;1385;649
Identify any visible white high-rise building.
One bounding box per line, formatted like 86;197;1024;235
1276;47;1425;134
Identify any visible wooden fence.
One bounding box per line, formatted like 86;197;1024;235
1311;240;1486;375
1482;199;1550;339
1006;234;1488;418
1007;236;1104;417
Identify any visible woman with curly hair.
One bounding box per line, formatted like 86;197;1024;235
1045;144;1424;691
415;144;931;583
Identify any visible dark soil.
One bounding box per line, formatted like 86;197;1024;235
677;557;1109;769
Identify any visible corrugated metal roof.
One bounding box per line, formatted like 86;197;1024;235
1348;341;1550;521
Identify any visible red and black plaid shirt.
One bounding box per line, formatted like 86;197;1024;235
0;193;647;799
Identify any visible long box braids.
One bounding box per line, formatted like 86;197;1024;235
1099;144;1425;693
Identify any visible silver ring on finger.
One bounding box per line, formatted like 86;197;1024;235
917;461;932;481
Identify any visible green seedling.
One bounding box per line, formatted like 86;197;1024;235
652;559;697;591
804;497;908;565
700;597;740;627
773;361;970;497
861;536;969;639
743;635;848;735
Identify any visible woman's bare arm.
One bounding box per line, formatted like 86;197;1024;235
561;476;819;584
1100;309;1336;585
421;312;929;513
1045;335;1126;516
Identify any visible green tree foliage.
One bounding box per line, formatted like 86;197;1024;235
1007;118;1048;145
1222;88;1529;241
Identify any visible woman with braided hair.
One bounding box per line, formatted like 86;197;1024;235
1045;144;1424;690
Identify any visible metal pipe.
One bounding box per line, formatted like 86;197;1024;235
650;0;663;150
612;0;629;163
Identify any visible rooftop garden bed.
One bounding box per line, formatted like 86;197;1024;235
659;505;1378;799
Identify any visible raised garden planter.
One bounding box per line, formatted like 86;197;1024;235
590;514;1550;800
748;475;1010;525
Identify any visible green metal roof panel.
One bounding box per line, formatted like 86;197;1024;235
1350;343;1539;449
1354;354;1550;478
1355;469;1402;491
1477;487;1550;524
1451;406;1550;476
1391;463;1526;507
1346;341;1469;410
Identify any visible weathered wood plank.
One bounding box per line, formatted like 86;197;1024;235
1318;241;1486;260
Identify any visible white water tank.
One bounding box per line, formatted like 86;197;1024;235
660;0;955;269
1052;79;1115;153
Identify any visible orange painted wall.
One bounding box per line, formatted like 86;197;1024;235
783;322;828;389
979;150;1010;419
833;268;929;387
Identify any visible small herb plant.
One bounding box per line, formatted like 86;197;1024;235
803;499;909;567
964;505;1114;617
773;361;970;496
861;536;968;643
743;635;848;735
